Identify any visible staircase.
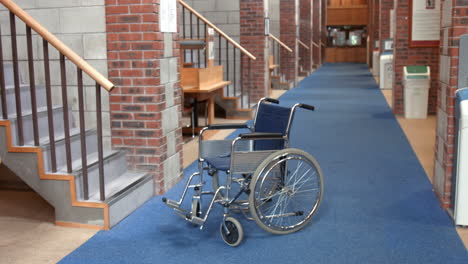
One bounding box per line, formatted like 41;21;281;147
269;34;294;91
0;0;153;229
179;0;256;119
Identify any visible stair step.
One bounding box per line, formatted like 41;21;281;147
106;172;153;227
0;83;47;116
8;105;69;146
2;63;17;87
67;150;129;200
88;171;150;203
37;128;98;173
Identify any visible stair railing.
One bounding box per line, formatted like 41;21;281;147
268;33;292;78
0;0;113;201
178;0;256;109
297;38;310;73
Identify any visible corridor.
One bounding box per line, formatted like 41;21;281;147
59;64;468;264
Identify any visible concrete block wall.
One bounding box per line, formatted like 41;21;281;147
434;0;468;209
0;0;111;149
392;0;439;115
269;0;280;37
106;0;183;194
379;0;394;52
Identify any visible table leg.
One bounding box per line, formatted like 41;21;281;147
193;98;199;128
207;96;215;124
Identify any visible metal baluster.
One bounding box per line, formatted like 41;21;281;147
96;83;105;201
248;58;251;108
218;34;221;66
43;40;57;172
240;53;244;109
233;48;236;100
182;6;186;63
10;12;23;146
226;40;229;96
26;26;39;146
77;69;89;200
204;23;207;67
197;18;201;68
0;28;7;120
190;12;193;64
60;54;72;173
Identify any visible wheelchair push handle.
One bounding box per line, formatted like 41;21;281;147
298;103;315;111
263;97;280;104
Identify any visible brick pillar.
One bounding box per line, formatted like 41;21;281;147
299;0;312;72
434;0;468;209
240;0;269;103
280;0;298;85
379;0;394;51
392;0;439;115
312;0;321;67
321;0;326;64
106;0;183;194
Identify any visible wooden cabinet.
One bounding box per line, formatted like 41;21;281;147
325;47;367;63
327;6;368;26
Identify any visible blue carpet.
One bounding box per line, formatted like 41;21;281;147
60;63;467;263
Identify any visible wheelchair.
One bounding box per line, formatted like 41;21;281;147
162;97;324;246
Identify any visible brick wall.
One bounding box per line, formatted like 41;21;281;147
379;0;394;51
299;0;312;72
106;0;183;194
280;0;298;84
239;0;268;103
434;0;468;209
312;0;321;67
392;0;439;115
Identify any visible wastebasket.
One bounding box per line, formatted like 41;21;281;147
453;88;468;226
373;49;380;78
404;66;431;119
379;51;393;89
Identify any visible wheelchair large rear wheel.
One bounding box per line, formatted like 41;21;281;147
248;148;323;235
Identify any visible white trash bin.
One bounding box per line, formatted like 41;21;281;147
373;49;380;78
453;88;468;226
379;51;393;89
404;66;431;119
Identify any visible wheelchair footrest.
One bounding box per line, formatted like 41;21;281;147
162;197;180;209
186;215;205;226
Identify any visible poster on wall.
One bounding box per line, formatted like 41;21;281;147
160;0;177;33
409;0;441;47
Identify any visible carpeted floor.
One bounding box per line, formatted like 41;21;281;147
59;63;468;264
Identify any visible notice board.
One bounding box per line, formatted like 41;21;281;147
409;0;441;47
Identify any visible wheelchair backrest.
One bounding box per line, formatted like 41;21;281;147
253;102;291;150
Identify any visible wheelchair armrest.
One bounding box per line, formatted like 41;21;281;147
238;132;284;139
298;103;315;111
206;123;250;130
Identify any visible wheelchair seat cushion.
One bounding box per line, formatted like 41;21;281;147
201;139;250;171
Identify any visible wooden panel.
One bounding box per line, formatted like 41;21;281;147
327;6;368;26
325;47;367;63
329;0;367;7
180;67;199;88
198;65;223;88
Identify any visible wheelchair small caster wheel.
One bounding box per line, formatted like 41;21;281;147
220;217;243;247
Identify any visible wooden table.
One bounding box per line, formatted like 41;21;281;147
182;81;231;133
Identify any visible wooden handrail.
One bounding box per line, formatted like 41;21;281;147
178;0;256;61
269;34;293;53
312;41;320;48
0;0;114;91
297;39;310;50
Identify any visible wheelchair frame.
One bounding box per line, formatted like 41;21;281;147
163;98;323;246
